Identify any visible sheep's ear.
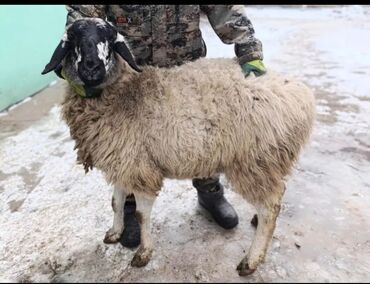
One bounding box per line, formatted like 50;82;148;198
114;34;142;73
41;40;71;75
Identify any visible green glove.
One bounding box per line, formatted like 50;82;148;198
241;59;267;77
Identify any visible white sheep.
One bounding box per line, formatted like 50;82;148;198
42;18;315;275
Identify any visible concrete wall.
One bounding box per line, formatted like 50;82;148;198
0;5;66;111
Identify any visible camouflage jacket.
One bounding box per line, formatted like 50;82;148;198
66;5;263;67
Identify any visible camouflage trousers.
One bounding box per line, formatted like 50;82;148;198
192;175;220;192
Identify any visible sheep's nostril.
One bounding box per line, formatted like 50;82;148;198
86;59;95;69
92;65;101;73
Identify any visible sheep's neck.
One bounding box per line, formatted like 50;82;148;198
103;62;147;106
83;86;103;98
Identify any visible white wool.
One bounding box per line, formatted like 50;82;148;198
97;41;110;71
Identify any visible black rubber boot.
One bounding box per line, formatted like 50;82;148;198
193;179;239;229
119;197;141;248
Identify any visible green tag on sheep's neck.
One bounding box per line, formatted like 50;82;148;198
60;69;102;98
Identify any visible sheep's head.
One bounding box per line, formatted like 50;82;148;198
42;18;141;92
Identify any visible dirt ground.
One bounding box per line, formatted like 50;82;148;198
1;6;370;282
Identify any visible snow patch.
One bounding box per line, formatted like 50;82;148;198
7;97;32;112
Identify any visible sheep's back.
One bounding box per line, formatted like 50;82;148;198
143;58;315;179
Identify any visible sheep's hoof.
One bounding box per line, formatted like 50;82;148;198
237;257;256;276
103;228;122;244
131;246;153;267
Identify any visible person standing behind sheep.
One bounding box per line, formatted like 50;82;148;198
61;5;267;248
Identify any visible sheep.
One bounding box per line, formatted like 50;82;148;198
42;18;315;276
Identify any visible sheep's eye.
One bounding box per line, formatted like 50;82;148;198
106;30;116;42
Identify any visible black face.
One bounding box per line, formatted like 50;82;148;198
41;18;142;86
68;20;116;87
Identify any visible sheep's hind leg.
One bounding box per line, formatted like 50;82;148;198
104;185;127;244
237;181;286;276
131;193;156;267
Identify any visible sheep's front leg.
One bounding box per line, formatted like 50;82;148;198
103;185;127;244
131;193;156;267
237;181;285;276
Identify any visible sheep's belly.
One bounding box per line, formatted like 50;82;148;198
146;122;244;179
